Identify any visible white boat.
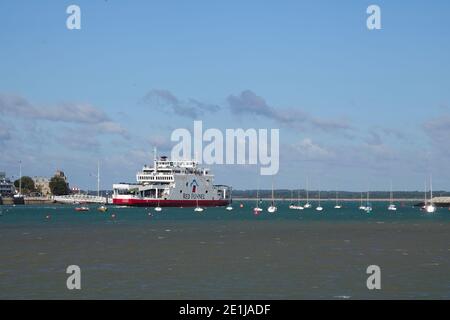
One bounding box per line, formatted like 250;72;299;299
288;190;296;209
387;181;397;211
290;190;304;210
423;176;436;213
304;177;311;208
253;177;262;214
112;150;231;207
226;189;233;211
358;192;366;210
97;205;108;212
364;190;372;213
267;180;277;213
154;198;162;211
334;191;342;209
194;199;204;212
316;187;323;212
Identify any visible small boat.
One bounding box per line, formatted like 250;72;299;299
97;205;108;212
267;181;277;213
226;189;233;211
334;191;342;209
359;192;366;210
423;176;436;213
154;200;162;212
387;181;397;211
253;178;263;214
75;206;90;212
315;186;323;212
364;190;372;213
304;177;311;208
194;199;204;213
288;190;296;209
289;190;304;210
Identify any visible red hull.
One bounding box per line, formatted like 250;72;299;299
112;198;230;207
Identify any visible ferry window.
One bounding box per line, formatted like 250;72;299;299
180;190;182;193
205;190;208;193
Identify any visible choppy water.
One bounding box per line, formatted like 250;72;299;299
0;201;449;299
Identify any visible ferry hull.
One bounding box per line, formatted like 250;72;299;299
112;198;230;207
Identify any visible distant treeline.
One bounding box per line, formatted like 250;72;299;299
231;190;450;199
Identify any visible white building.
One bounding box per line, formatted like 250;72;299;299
0;172;15;196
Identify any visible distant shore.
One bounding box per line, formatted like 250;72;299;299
235;198;423;202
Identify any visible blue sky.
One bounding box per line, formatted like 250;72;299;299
1;0;449;191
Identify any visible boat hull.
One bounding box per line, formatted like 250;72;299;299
112;198;230;207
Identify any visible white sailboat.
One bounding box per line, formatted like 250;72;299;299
334;191;342;209
304;177;311;208
194;198;204;212
225;188;233;211
288;190;296;209
267;180;277;213
387;181;397;211
290;190;304;210
154;199;162;212
253;175;263;214
358;192;366;210
364;190;372;213
13;160;25;205
316;186;323;212
424;175;436;213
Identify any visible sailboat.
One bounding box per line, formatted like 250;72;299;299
364;190;372;213
289;190;296;209
226;188;233;211
304;177;311;208
316;187;323;212
13;161;25;205
194;198;204;212
424;175;436;213
358;192;366;210
154;199;162;212
253;176;263;214
387;181;397;211
290;190;304;210
267;180;277;213
334;191;342;209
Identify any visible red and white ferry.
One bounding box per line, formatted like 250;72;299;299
112;154;231;207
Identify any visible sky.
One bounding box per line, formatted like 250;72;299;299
0;0;449;191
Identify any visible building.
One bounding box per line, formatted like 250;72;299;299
32;176;51;196
0;172;15;196
55;170;67;182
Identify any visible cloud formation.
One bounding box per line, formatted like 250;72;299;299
423;115;450;145
0;93;128;138
227;90;353;135
142;89;220;119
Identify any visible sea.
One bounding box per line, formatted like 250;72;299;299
0;200;449;299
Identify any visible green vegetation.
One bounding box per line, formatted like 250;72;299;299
49;176;69;195
13;176;35;195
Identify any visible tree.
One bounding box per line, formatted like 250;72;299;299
49;176;69;196
14;176;35;195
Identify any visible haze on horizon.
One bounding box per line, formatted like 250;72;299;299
1;1;449;191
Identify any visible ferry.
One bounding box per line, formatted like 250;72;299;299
112;154;231;207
